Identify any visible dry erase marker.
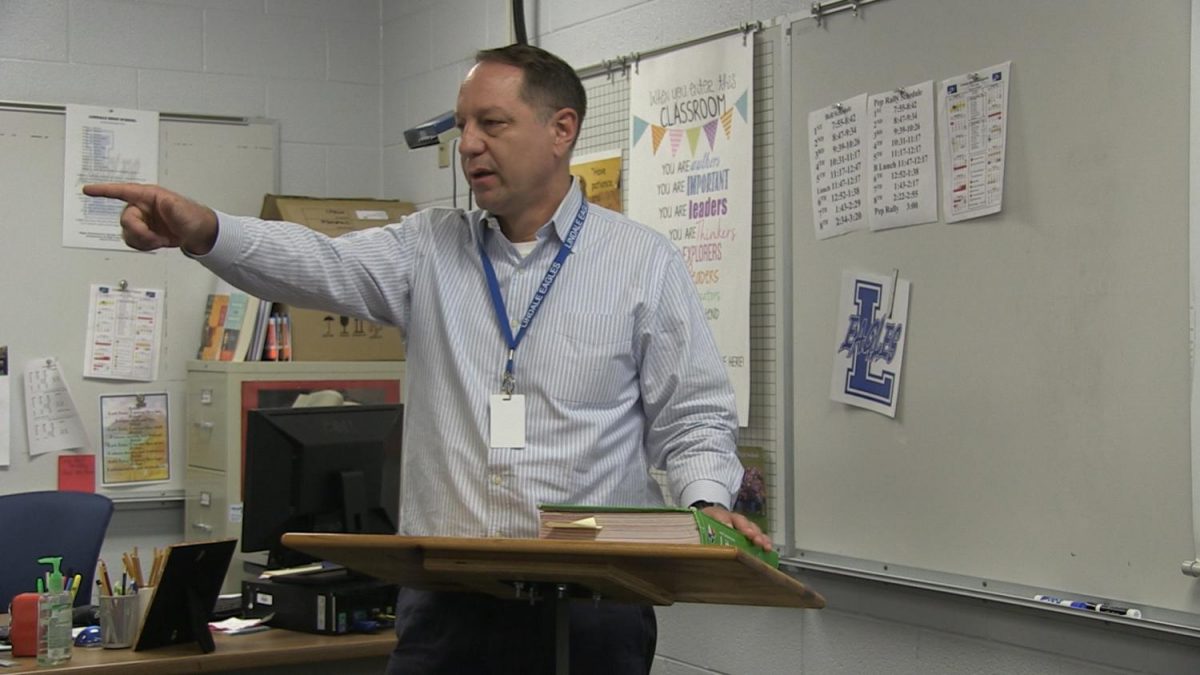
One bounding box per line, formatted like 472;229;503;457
1071;601;1141;619
1034;595;1141;619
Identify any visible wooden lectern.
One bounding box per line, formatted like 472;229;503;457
282;534;824;673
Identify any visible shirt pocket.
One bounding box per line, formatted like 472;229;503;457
547;312;635;404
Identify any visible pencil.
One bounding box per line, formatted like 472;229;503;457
131;547;145;587
154;548;166;586
97;559;113;596
148;548;163;587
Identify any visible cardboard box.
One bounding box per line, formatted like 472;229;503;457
260;195;416;361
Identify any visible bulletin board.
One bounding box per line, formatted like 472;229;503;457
0;102;278;502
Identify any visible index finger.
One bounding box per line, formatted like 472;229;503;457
82;182;157;207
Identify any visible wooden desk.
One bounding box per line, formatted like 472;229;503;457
1;627;393;674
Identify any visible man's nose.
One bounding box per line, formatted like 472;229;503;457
458;123;485;156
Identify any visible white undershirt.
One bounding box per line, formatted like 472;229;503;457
512;240;538;258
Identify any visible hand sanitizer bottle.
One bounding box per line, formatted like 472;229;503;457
36;555;72;665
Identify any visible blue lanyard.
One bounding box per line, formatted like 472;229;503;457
479;201;588;395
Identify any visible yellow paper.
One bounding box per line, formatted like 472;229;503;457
545;516;603;530
99;392;170;485
570;150;623;214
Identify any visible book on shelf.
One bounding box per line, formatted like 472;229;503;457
537;504;779;567
197;293;229;360
245;300;274;361
218;292;249;361
198;280;277;361
230;294;261;361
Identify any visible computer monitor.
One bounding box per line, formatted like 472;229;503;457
241;404;403;570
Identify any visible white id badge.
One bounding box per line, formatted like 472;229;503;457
489;394;526;448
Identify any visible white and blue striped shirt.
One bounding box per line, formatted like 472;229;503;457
202;181;741;538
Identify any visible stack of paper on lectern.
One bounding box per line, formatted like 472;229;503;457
537;504;779;567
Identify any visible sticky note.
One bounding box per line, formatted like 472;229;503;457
58;453;96;493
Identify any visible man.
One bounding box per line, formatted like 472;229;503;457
86;43;768;674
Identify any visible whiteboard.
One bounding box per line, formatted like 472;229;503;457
789;0;1199;621
0;102;278;502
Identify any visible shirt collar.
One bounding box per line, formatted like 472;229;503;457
474;177;587;251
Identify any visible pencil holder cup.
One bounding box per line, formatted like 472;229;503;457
98;595;141;649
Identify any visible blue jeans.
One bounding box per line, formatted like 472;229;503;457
385;588;657;674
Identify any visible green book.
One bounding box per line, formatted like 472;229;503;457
537;503;780;568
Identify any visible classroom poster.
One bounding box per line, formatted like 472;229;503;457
570;150;623;213
99;392;169;485
63;104;159;250
830;270;911;418
808;94;868;239
628;33;753;424
868;81;938;231
938;62;1011;223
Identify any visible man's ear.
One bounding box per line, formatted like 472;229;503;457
549;108;580;157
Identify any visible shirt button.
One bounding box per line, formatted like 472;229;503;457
491;474;503;485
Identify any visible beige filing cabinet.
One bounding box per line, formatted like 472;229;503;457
184;360;405;593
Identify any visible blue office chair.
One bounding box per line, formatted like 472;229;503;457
0;491;114;610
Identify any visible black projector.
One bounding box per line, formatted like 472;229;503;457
404;110;456;149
